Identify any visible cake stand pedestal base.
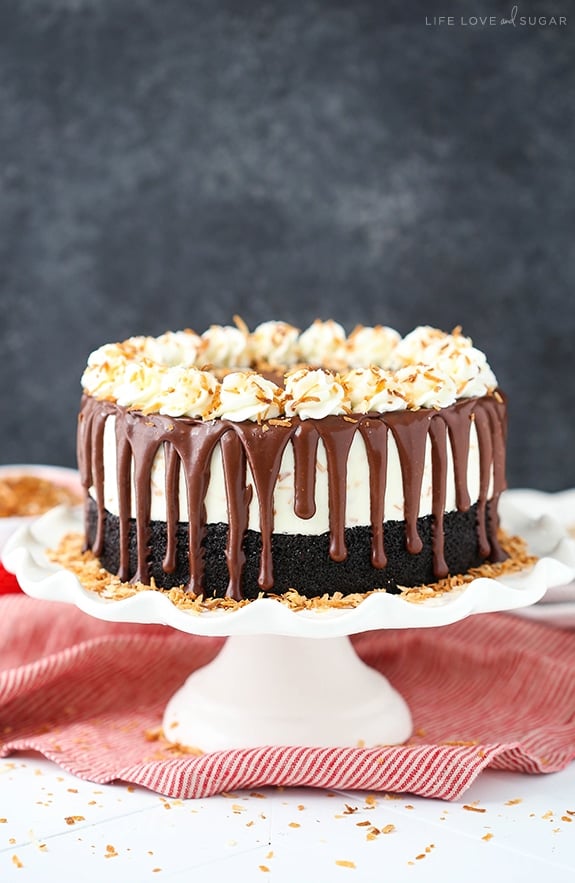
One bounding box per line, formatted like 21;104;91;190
162;634;412;751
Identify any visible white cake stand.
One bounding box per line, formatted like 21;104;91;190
4;493;575;752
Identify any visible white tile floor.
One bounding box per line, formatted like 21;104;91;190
1;755;573;882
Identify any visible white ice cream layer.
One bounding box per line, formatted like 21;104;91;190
94;416;489;534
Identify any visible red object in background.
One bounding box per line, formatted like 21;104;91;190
0;563;21;594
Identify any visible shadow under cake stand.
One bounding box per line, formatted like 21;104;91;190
4;498;575;752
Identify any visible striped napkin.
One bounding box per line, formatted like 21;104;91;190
1;590;574;800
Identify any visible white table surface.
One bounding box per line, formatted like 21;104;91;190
1;754;573;882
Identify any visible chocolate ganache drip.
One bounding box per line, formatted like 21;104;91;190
78;393;507;599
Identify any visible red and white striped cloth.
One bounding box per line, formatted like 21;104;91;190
0;589;574;801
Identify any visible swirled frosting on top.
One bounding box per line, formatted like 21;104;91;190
81;319;499;421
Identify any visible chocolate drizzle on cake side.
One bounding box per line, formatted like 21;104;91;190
78;393;507;599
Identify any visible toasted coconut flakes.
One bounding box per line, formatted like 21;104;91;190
382;824;396;834
288;822;301;828
504;798;522;806
166;741;204;755
335;860;356;869
463;805;486;813
482;833;494;841
64;815;85;825
0;475;81;517
142;727;204;757
143;728;162;742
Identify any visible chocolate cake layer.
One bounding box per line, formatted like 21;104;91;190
87;498;489;598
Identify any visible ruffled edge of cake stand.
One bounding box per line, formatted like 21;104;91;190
3;500;575;638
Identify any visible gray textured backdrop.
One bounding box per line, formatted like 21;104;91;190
0;0;573;490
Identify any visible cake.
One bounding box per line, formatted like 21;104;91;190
77;319;507;601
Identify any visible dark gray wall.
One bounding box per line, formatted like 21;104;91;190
1;0;573;490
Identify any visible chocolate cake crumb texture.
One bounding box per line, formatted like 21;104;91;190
48;530;536;613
